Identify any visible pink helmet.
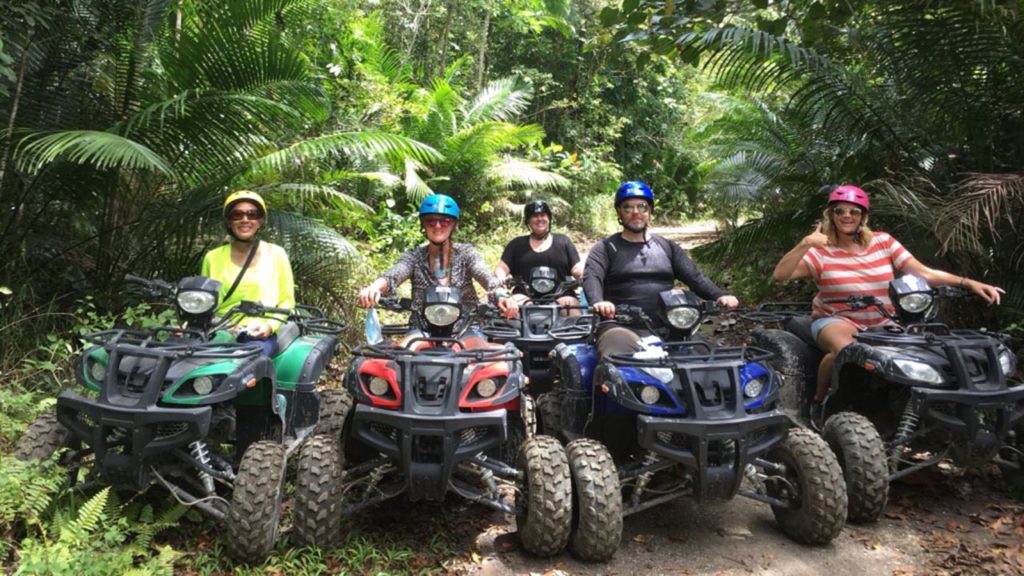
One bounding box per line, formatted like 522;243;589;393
828;184;870;211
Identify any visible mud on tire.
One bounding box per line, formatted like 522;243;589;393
823;411;889;523
225;441;286;562
293;434;344;548
314;389;352;439
566;438;621;562
516;435;572;557
15;413;74;462
536;391;563;439
752;329;817;415
767;428;847;544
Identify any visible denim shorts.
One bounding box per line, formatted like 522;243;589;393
810;317;847;344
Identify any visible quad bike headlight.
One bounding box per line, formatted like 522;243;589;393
531;278;556;295
89;360;108;383
368;376;390;396
192;376;215;395
666;306;701;331
476;378;499;398
177;289;218;315
897;292;933;314
998;349;1016;376
743;376;767;399
639;385;661;405
893;358;945;385
424;303;460;327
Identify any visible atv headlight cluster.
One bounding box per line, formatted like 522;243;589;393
528;266;558;296
368;376;390;396
889;274;934;321
89;359;108;383
893;358;945;385
177;290;218;315
531;278;556;295
998;349;1016;376
897;293;932;314
743;376;768;399
424;303;460;327
666;306;701;331
639;385;661;405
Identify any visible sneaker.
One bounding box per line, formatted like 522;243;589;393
809;402;825;432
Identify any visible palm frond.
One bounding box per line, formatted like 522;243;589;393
252;131;441;173
15;131;173;175
463;77;533;124
487;157;569;190
934;173;1024;256
252;183;374;213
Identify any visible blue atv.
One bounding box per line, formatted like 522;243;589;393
543;289;847;557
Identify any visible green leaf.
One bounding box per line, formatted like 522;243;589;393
622;0;641;14
599;7;621;27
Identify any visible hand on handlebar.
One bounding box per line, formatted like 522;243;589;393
592;300;616;319
358;285;382;308
717;295;739;308
965;279;1004;306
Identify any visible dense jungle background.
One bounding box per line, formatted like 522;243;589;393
2;0;1023;573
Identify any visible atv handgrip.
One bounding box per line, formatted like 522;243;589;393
301;318;346;335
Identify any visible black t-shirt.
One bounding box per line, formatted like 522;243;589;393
500;234;580;282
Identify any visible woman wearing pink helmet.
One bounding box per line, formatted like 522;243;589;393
772;184;1004;428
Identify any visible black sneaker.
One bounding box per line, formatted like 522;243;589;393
809;402;825;432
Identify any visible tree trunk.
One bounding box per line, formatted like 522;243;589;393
437;0;454;77
0;30;34;200
475;8;490;91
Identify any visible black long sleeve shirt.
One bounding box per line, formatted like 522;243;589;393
583;233;726;326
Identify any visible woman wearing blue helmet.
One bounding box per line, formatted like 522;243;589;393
357;193;504;312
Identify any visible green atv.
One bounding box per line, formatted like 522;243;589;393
14;274;346;562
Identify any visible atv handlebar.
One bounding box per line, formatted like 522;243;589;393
124;274;175;298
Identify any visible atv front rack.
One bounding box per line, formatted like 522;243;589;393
353;341;520;364
605;344;774;367
84;328;263;359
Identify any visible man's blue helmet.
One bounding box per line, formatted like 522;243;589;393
419;193;460;221
615;181;654;208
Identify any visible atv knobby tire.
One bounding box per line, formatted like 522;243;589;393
752;329;817;414
566;438;621;562
516;435;572;557
293;434;344;548
768;428;847;544
823;411;889;523
15;413;74;462
224;441;286;562
536;391;563;439
314;389;352;439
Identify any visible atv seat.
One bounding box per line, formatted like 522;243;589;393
272;321;301;355
784;315;818;349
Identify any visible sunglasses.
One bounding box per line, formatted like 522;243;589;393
229;208;262;221
619;202;650;214
423;217;455;228
831;206;863;217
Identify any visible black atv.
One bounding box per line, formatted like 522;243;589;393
14;274;345;562
482;265;589;395
748;274;1024;522
293;286;580;558
545;289;848;554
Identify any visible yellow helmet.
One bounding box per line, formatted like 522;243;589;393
223;190;267;219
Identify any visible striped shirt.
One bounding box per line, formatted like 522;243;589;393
801;232;914;327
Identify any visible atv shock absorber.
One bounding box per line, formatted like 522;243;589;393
631;450;661;507
893;402;920;447
189;441;216;495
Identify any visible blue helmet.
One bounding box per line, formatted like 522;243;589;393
615;181;654;208
419;193;460;221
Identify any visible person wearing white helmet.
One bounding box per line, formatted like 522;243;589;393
201;190;295;355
